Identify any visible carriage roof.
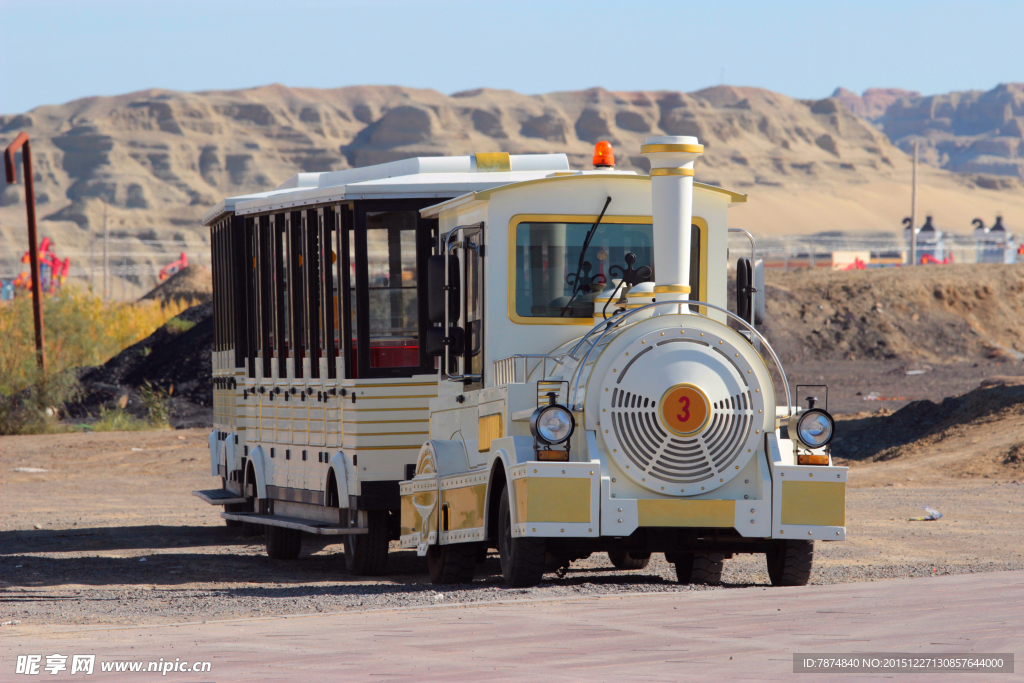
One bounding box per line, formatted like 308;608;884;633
199;153;572;226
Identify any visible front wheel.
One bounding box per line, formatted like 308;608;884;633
767;539;813;586
344;510;390;576
497;485;545;587
427;543;478;584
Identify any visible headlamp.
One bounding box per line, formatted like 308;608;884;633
791;408;835;449
530;404;575;445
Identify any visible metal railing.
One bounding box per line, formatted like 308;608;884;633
492;354;564;385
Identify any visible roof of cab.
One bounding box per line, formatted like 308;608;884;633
418;172;748;219
200;153;571;226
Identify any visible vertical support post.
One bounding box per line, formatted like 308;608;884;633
4;132;46;371
910;141;919;266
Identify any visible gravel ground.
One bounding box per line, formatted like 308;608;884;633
4;542;1024;627
2;429;1023;627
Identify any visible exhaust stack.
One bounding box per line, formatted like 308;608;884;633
641;135;704;303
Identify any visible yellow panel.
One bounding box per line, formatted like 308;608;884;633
514;477;590;523
781;481;846;527
442;484;487;530
478;413;503;452
637;499;735;527
400;494;416;536
401;489;438;537
514;478;529;524
475;152;511;172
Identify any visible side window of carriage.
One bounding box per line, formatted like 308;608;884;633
348;201;438;379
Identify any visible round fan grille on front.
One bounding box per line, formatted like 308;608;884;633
597;327;765;494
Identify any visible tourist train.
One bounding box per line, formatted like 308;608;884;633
195;137;846;586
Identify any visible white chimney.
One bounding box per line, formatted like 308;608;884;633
641;135;704;303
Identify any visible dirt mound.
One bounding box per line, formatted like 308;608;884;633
141;265;212;304
759;263;1024;364
832;382;1024;472
66;303;213;428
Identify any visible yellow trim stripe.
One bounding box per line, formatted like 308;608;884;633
650;168;695;177
340;382;437;388
653;284;692;293
343;407;429;413
641;143;705;154
358;395;436;400
343;419;429;424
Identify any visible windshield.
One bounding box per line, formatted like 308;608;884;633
513;220;654;319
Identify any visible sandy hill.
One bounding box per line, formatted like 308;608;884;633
3;84;1024;283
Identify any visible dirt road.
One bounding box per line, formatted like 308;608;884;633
2;428;1022;628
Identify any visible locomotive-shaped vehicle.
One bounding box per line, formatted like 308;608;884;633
197;137;846;586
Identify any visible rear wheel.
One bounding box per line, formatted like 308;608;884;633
265;525;302;560
497;485;545;587
608;550;651;570
223;502;244;528
767;540;813;586
344;510;390;576
673;552;724;585
427;543;478;584
240;471;262;537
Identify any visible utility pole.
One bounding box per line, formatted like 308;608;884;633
910;141;919;266
103;203;110;299
4;132;46;371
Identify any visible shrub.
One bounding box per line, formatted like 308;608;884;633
90;405;154;432
0;290;194;434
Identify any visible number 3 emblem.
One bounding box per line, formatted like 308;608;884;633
677;396;690;422
660;384;710;436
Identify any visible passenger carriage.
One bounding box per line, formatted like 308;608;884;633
196;138;846;586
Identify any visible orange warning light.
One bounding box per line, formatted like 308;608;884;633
593;141;614;168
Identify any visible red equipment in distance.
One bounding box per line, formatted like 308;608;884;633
14;236;70;293
159;252;189;280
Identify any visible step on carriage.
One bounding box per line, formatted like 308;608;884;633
195;138;846;587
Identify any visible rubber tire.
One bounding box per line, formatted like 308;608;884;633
427;543;478;584
497;485;545;587
767;539;813;586
223;502;244;528
240;492;266;537
265;525;302;560
344;510;389;576
608;550;651;570
674;552;725;585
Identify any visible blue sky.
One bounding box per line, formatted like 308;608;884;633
2;0;1021;114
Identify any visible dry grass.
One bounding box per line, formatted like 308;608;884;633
0;290;194;434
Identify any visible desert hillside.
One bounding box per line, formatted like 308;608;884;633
836;83;1024;183
2;84;1023;283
